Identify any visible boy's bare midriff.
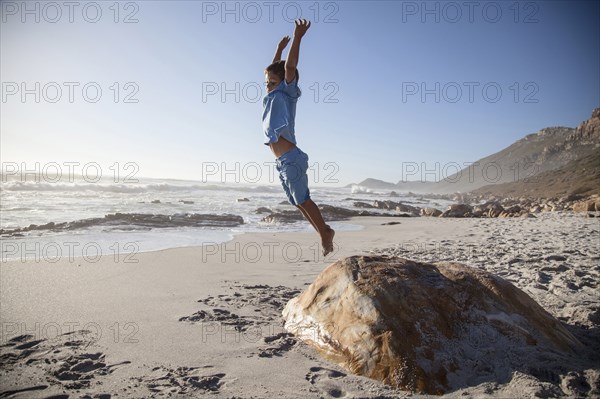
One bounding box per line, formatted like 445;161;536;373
269;136;297;158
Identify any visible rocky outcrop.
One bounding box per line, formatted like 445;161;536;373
572;107;600;142
421;194;599;217
261;210;304;223
353;201;375;209
0;213;245;237
373;200;421;216
472;201;505;217
572;198;600;212
420;207;442;217
261;205;405;224
373;200;402;210
283;256;581;395
395;204;420;216
266;193;598;225
440;204;473;218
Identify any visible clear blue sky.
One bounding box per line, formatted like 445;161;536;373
1;1;598;186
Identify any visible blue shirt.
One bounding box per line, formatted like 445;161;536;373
262;78;301;145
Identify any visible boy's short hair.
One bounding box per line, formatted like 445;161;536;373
265;60;299;82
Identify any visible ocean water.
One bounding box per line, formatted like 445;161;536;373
0;176;451;261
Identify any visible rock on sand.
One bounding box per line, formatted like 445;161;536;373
282;255;581;395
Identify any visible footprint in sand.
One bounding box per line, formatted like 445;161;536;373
179;308;253;332
305;366;348;398
181;283;302;334
0;330;131;393
51;351;131;389
136;365;226;397
257;332;297;358
0;384;50;398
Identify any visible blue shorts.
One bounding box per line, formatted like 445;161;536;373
275;147;311;206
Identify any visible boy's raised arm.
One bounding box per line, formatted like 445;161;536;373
272;36;290;64
285;19;311;83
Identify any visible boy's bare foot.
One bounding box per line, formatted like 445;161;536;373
322;226;335;257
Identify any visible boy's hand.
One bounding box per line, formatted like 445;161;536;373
293;19;311;38
283;19;310;82
277;35;291;50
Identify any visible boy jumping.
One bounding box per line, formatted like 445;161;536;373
262;19;335;256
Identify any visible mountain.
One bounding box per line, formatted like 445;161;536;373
471;151;600;198
348;178;397;190
356;109;600;195
472;109;600;198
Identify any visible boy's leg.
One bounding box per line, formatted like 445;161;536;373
296;205;318;231
298;199;335;256
278;148;335;256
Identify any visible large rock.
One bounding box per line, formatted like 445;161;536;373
574;107;600;139
572;198;600;212
282;256;581;395
395;203;421;216
372;200;421;215
473;201;504;218
420;207;442;217
353;201;375;209
440;203;473;217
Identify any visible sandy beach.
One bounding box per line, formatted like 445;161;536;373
2;0;599;397
1;212;598;398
